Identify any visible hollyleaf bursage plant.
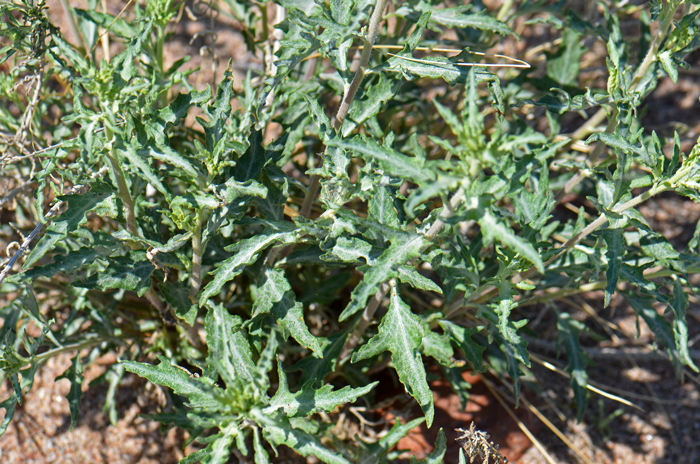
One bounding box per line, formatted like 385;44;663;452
1;0;700;462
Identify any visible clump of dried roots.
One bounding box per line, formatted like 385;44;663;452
455;422;508;464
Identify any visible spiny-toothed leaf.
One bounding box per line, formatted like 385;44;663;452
640;233;679;262
0;394;18;437
619;264;658;294
658;50;678;83
556;311;592;420
546;28;586;86
111;20;154;82
234;129;266;182
253;426;270;464
160;281;198;326
585;132;647;157
205;304;256;384
342;75;401;137
326;137;434;183
352;288;434;427
255;332;278;390
220;178;268;204
397;265;442;294
330;0;354;25
369;185;400;229
288;330;348;386
180;448;210;464
355;417;426;464
494;281;517;344
122;355;219;409
185;423;238;464
303;94;334;142
439;320;485;372
21;247;98;280
340;234;425;321
478;211;544;273
55;354;83;430
320;237;375;265
413;1;514;36
493;329;526;404
77;251;155;297
23;183;112;269
197;69;237;153
410;428;446;464
260;414;351;464
74;8;137;37
602;228;625;307
669;279;699;372
253;172;286;221
158;88;212;127
271;291;323;356
140;144;200;182
52;33;90;73
119;142;171;200
624;292;683;375
199;229;298;305
433;100;464;138
253;268;291;317
265;363;377;417
421;330;456;367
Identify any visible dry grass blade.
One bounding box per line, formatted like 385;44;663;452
303;45;531;68
479;375;558;464
486;372;597;464
529;353;643;411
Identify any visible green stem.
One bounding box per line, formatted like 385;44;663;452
19;337;118;368
190;212;204;297
333;0;388;128
461;179;676;310
560;1;682;199
105;128;138;235
156;25;165;75
341;185;466;358
301;0;388;219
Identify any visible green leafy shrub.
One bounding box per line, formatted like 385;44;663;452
1;0;699;462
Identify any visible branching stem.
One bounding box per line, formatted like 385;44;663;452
559;2;682;201
340;186;466;359
334;0;389;128
105;128;137;236
190;212;204;297
301;0;389;220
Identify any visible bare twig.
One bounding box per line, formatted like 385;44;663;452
558;2;683;202
300;0;389;219
0;167;109;287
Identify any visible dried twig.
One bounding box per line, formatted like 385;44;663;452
0;166;109;287
454;422;509;464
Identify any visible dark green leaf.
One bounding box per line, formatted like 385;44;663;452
556;311;592;420
77;251;155;297
122;356;219;409
205;304;257;384
266;364;377;417
602;228;625;307
352;288;434;427
410;428;446;464
24;183;112;269
55;354;83;430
